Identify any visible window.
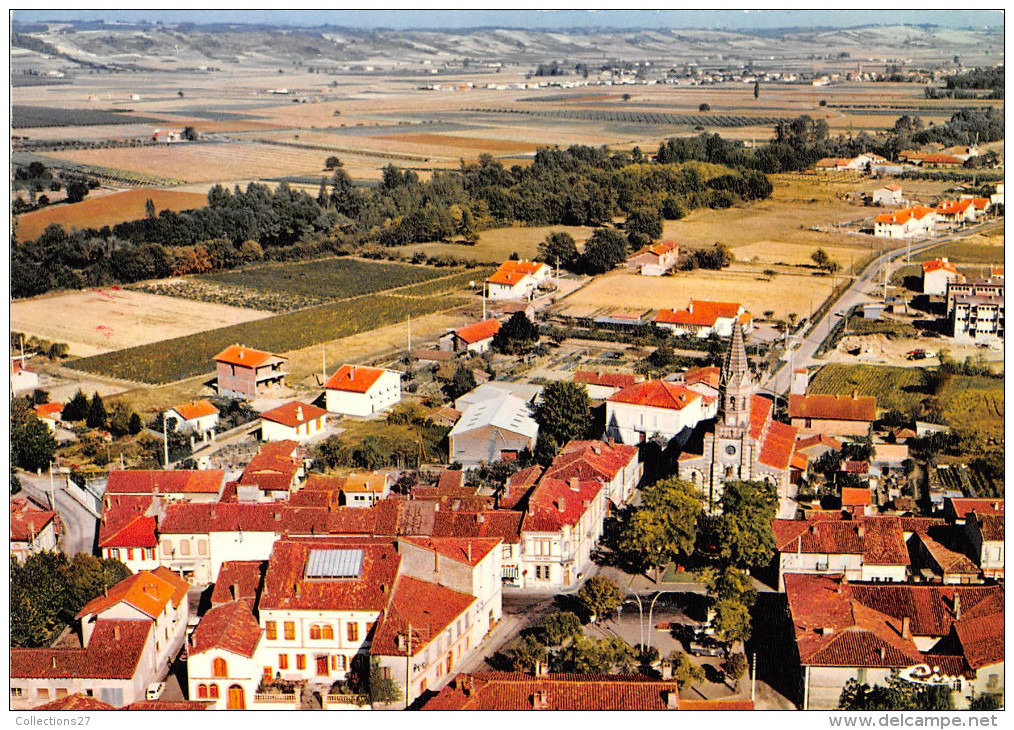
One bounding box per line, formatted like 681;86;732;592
126;548;134;561
322;625;334;640
11;688;22;698
419;678;428;694
310;625;321;640
266;621;277;640
109;548;119;560
278;654;289;670
213;657;228;678
347;622;359;642
85;689;93;697
161;540;171;555
502;544;512;559
209;685;219;699
180;540;190;557
263;667;272;680
197;684;208;699
38;689;50;699
198;540;208;556
332;655;347;671
284;621;296;641
381;667;392;680
145;548;155;561
296;654;306;670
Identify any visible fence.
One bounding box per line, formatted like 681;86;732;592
323;693;371;710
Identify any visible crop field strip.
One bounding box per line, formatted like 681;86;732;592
463;107;789;127
11;105;162;128
11;150;187;187
68;292;469;385
807;363;927;414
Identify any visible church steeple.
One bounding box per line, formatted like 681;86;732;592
720;320;753;429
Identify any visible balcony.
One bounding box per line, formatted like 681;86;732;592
323;694;371;711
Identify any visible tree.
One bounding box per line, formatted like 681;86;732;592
668;651;705;688
538;231;580;270
11;467;22;495
62;389;89;422
65;178;89;204
699;103;711;112
620;478;702;581
715;480;778;569
722;653;749;683
30;388;49;405
86;392;107;429
367;657;402;705
576;576;622;622
540;611;582;647
553;635;634;674
579;227;628;274
811;248;831;269
107;403;133;438
182;126;198;141
753;80;760;99
838;672;954;711
128;412;143;435
625;207;663;249
536;381;592;449
622;93;631;101
492;312;540;355
969;693;1003;710
503;635;548;673
701;566;757;608
325;155;342;170
712;598;752;644
446;363;477;401
11;414;57;473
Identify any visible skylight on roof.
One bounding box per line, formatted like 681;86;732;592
305;548;364;579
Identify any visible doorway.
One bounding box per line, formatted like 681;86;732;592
227;685;245;710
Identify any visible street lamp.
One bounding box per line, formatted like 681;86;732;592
646;591;680;651
620;594;645;649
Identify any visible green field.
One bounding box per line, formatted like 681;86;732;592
938;374;1004;440
11;105;160;128
69;293;467;384
912;242;1004;265
200;258;451;301
807;363;928;414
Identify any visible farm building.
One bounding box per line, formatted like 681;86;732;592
165;400;219;438
921;258;961;295
676;323;799;514
325;365;401;416
872;184;903;206
627;240;679;276
654;300;753;338
814;154;880;172
921;153;964;168
439;318;501;354
151;129;183;143
485;260;552;300
259;401;328;443
873;205;936;239
788;392;877;438
448;393;539;467
213;345;287;400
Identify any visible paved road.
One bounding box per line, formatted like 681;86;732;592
18;471;99;556
759;220;1003;398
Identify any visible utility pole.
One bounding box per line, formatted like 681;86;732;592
482;282;487;320
751;653;757;702
48;460;56;511
405;623;413;710
321;345;327;383
163;424;169;467
407;314;412;351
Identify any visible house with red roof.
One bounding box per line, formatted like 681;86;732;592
186;600;263;710
164;400;219;438
872;184;904;206
873;205;936;239
543;440;641;508
627;239;679;276
98;494;160;573
260;400;328;443
213;344;287;400
521;477;606;590
325;364;402;416
237;440;305;502
10;497;59;561
33;402;63;433
605;379;713;445
485;259;552;300
341;471;393;507
784;573;1004;709
920;257;961;295
922;153;964;168
788;392;876;438
944;497;1004;524
935;199;978;225
440;318;502;354
104;469;225;503
654;300;753;338
573;370;639;400
772;517;911;590
964;512;1004;580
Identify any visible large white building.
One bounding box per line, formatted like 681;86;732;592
485;260;552;300
874;206;936;239
325;365;402;416
605;380;713;445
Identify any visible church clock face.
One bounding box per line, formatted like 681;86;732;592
725;445;737;455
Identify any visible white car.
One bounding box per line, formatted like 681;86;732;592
146;682;166;701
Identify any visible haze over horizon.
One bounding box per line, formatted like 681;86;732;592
11;8;1004;31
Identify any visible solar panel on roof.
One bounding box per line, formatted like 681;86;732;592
305;548;364;579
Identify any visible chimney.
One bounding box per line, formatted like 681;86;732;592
464;676;474;697
467;542;472;563
230;583;237;601
852;388;859;400
103;585;108;598
660;660;673;680
667;691;680;710
380;583;387;594
477;513;486;524
557;498;566;513
534;660;548;677
113;625;121;641
953;594;961;621
396;633;405;650
592;444;601;455
569;477;580;492
293;582;301;597
532;691;549;710
51;657;57;669
856;524;865;538
901;616;911;640
296;405;303;422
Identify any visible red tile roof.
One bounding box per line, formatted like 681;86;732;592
159;502;284;535
773;517;907;565
524;477;602;532
260;400;327;427
11;620;152;680
211;560;266;606
683;365;721;389
77;567;189;620
10;498;57;542
679;699;755;711
400;536;501;567
36;694;117;711
325;364;388;393
841;487;871;506
432;510;524;543
874;205;936;225
487;260;549;286
501;465;543;510
213;345;282;369
631;240;679;258
788;394;876;422
923;154;963;165
98;494;157;548
456;318;501;344
423;673;682;711
574;370;638;389
654;300;746;328
922;258;959;275
948;498;1004;519
607;380;702;410
758;420;798;470
170;400;219;421
371;576;476;657
239;446;302;492
954;613;1004;669
795;434;844;452
543;440;638;486
188;600;262;658
105;469;224;496
970;513;1004;541
259;539;401;612
34;402;63;420
343;472;391;493
843;460;870;474
749;394;773;440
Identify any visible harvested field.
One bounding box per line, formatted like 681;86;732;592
395;224;596;263
15;189;207;242
46;142;333;183
560;265;835;320
732;239;873;266
11;289;272;357
368;132;539;155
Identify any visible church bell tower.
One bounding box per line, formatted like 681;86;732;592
719;320;753;431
